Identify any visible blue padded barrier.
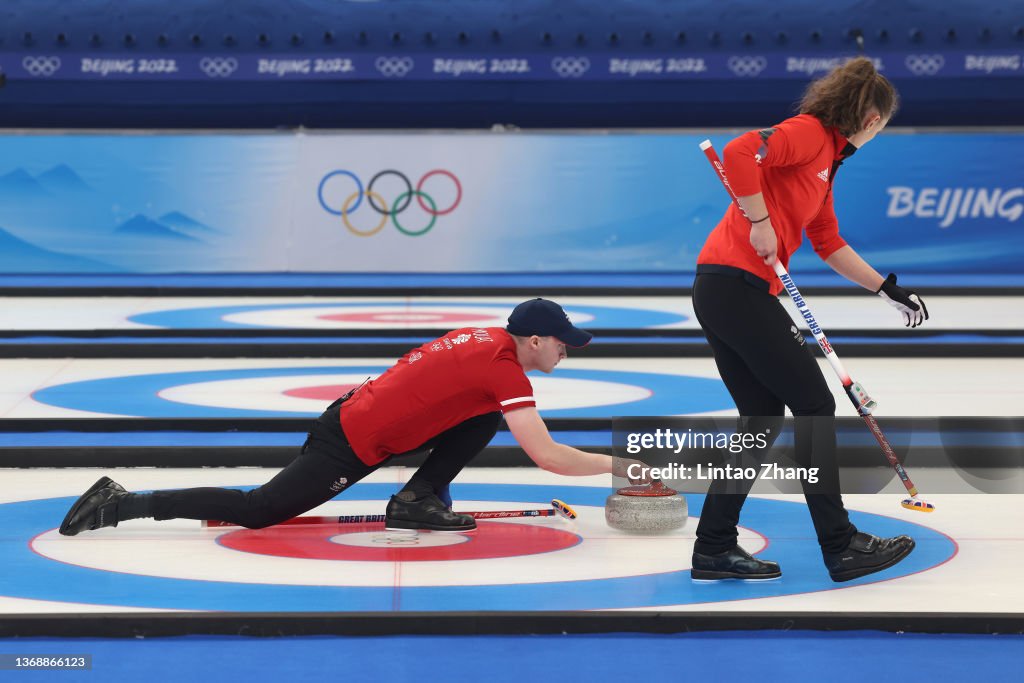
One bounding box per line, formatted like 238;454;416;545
0;0;1022;128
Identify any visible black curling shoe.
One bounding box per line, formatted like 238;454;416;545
824;532;916;582
385;492;476;532
691;545;782;581
59;476;127;536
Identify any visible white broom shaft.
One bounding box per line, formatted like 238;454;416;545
772;261;854;385
204;499;579;527
203;507;560;528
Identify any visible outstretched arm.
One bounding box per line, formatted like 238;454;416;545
504;407;648;480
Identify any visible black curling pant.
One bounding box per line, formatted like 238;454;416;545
691;271;856;556
147;406;501;529
402;411;503;497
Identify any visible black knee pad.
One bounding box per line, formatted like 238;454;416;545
240;491;291;529
244;509;296;529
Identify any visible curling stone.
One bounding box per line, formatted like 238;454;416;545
605;479;687;532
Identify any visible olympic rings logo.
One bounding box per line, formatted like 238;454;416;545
317;169;462;237
727;55;767;77
551;56;590;78
905;54;945;76
375;56;415;77
22;56;61;77
200;57;239;78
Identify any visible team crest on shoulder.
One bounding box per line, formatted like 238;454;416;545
755;128;775;164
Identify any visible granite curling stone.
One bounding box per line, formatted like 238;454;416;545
605;479;687;532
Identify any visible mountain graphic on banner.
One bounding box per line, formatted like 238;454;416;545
115;215;202;242
0;225;118;272
36;164;95;194
159;211;219;236
0;169;52;200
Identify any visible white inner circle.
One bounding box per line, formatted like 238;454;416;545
329;531;469;548
530;376;652;410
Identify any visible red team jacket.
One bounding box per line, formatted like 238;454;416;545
697;114;855;296
339;327;536;465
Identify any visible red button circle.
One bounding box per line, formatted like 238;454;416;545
218;521;581;562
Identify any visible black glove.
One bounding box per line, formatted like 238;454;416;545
876;273;929;328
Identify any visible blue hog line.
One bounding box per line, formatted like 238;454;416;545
778;272;822;336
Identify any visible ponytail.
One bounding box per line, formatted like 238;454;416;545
799;57;898;137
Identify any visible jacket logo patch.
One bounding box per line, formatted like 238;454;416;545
817;167;830;182
755;128;775;164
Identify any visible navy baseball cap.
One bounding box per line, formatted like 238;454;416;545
506;298;593;347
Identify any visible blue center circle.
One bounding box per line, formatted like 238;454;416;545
7;484;955;612
31;366;731;417
127;301;687;330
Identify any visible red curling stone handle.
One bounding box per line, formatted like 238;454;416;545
616;478;678;497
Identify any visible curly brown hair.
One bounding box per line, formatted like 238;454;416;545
799;57;898;137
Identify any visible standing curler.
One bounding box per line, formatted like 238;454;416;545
688;57;925;583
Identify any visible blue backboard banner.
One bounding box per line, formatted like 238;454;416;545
0;130;1020;274
2;51;1022;82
